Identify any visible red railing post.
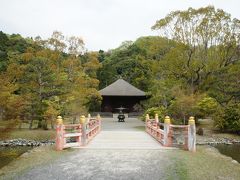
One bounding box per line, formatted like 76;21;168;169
155;113;159;125
184;126;188;150
145;114;149;132
80;115;87;146
163;116;171;147
87;113;91;124
76;124;82;146
97;114;101;132
56;116;64;151
188;116;196;152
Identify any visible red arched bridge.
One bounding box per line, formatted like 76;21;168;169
56;114;196;152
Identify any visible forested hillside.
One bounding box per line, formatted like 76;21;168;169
97;6;240;132
0;31;101;129
0;6;240;133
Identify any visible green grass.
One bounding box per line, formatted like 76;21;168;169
0;146;75;180
0;117;74;129
168;146;240;180
166;156;189;180
0;120;39;129
0;117;76;141
212;133;240;140
197;118;240;140
0;129;56;141
197;118;214;128
0;145;240;179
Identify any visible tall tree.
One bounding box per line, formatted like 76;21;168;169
152;6;240;90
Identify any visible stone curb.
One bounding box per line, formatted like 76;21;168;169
0;139;55;147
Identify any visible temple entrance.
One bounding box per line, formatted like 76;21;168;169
99;79;147;113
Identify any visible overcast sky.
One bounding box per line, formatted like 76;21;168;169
0;0;239;51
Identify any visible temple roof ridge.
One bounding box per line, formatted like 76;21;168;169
99;79;146;96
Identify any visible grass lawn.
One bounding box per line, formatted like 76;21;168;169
197;118;240;140
1;145;239;180
0;117;75;141
167;146;240;180
0;129;56;141
0;146;75;180
211;132;240;140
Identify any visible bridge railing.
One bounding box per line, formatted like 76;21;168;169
56;114;101;151
146;114;165;144
85;116;101;144
145;114;196;152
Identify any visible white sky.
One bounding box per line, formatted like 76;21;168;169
0;0;239;51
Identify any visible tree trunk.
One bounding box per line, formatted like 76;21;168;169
18;119;22;129
37;119;42;129
183;115;186;125
42;119;48;130
0;107;3;121
29;118;33;130
76;114;80;124
51;116;54;129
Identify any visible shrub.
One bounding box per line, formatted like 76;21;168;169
197;127;204;135
197;96;219;117
142;106;166;122
213;103;240;133
168;94;200;124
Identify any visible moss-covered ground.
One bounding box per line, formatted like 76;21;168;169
0;146;74;180
167;146;240;180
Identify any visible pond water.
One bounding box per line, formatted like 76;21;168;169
214;144;240;163
0;146;32;169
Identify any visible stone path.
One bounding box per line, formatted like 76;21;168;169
17;118;176;180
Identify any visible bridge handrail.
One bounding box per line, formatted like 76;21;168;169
56;114;101;151
170;125;189;128
146;119;164;144
64;124;81;128
145;114;196;152
85;118;101;144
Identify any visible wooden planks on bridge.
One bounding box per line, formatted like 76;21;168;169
84;131;170;150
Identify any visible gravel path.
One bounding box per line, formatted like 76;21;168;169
17;118;176;180
17;149;175;180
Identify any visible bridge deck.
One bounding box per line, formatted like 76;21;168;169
100;117;145;131
87;131;164;149
79;118;170;149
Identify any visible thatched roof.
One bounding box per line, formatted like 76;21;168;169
99;79;146;96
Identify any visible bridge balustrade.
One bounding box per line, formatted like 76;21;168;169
56;114;101;150
145;114;196;152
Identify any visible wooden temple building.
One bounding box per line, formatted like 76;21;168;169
99;79;146;112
